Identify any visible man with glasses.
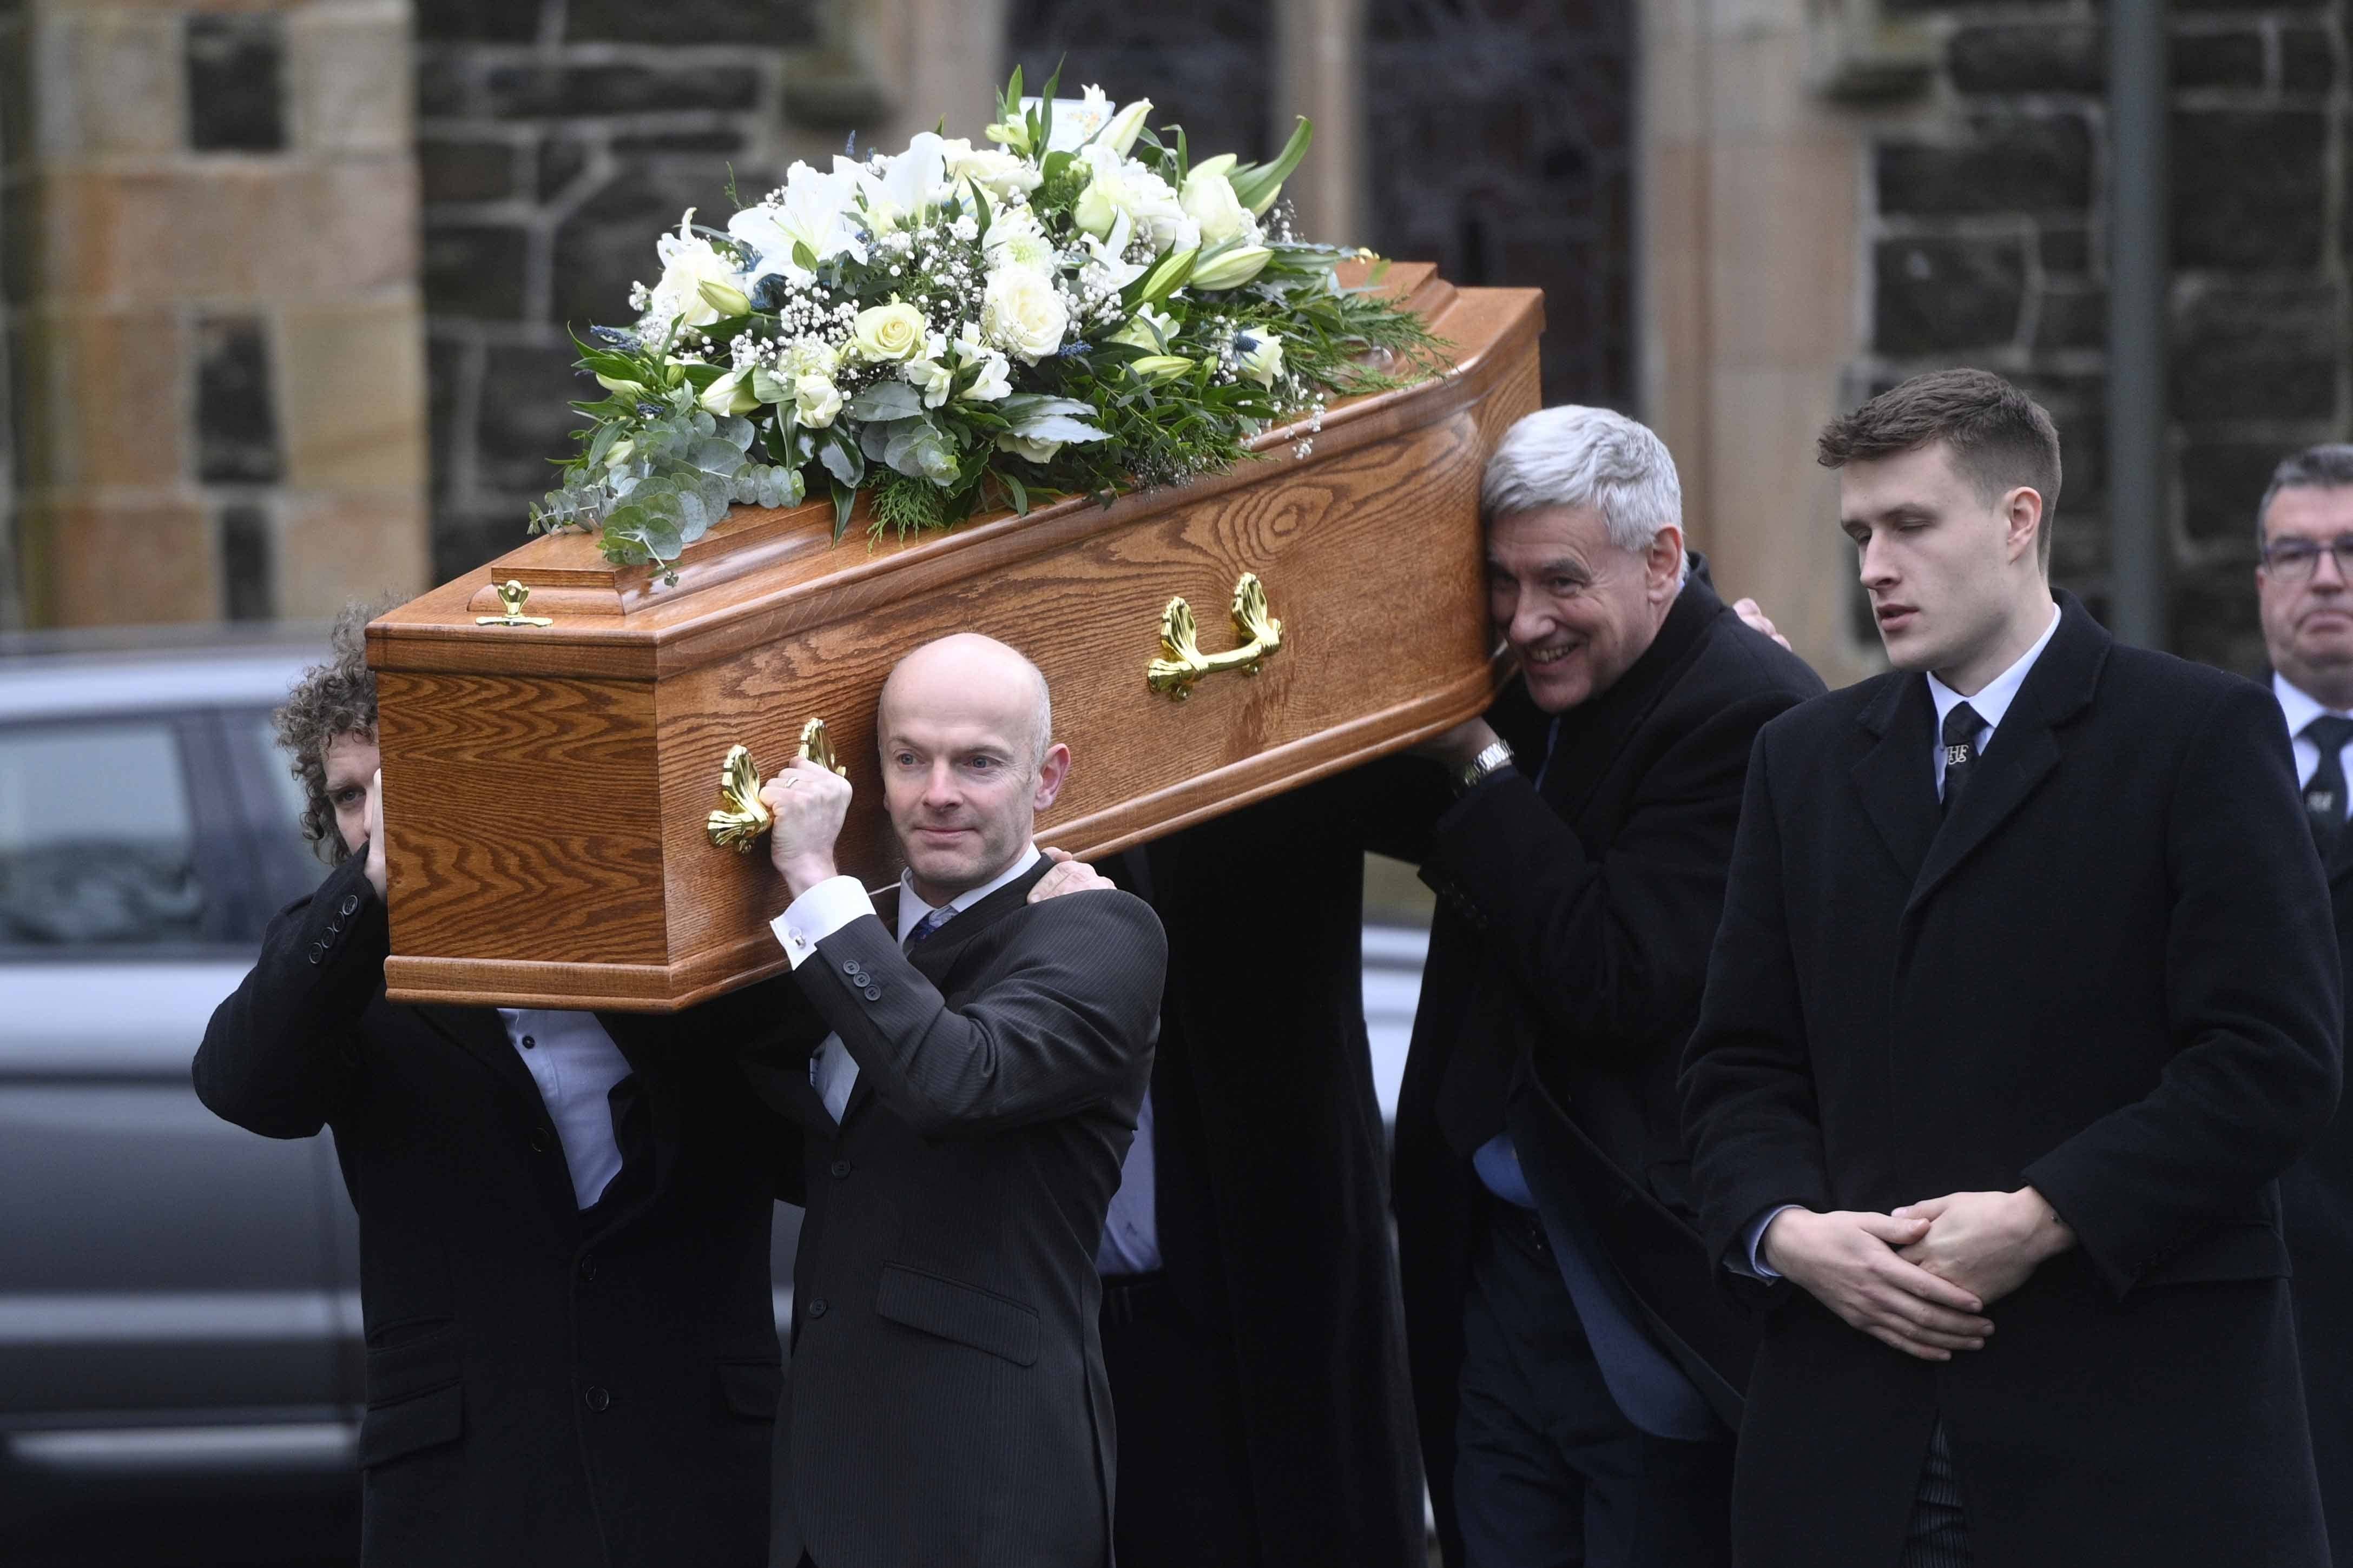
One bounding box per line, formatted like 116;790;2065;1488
2256;441;2353;1558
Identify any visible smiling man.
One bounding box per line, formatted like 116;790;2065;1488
2255;443;2353;1559
1681;370;2342;1567
1396;405;1822;1567
742;632;1165;1568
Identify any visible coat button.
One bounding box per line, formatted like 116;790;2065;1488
807;1298;828;1319
829;1159;851;1179
520;1035;536;1050
584;1386;610;1412
842;961;860;974
307;942;324;965
862;987;882;1001
578;1258;598;1282
339;894;359;916
529;1128;550;1154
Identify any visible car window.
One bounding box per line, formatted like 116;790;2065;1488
0;721;209;946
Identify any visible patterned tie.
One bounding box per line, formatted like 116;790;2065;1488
903;904;955;954
2303;714;2353;845
1941;701;1985;817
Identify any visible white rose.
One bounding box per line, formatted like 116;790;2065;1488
997;431;1064;464
784;336;839;379
1236;329;1285;389
849;300;927;363
984;206;1058;274
1179;167;1254;247
698;366;759;415
647;209;743;330
981;266;1070;363
1072;145;1185;251
794;373;843;429
943;138;1044;201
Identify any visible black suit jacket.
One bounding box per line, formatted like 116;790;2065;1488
1126;797;1428;1568
194;851;799;1568
744;862;1165;1568
1391;577;1822;1555
1682;594;2342;1568
2271;677;2353;1560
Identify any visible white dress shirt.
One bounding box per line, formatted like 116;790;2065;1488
496;1008;632;1208
1741;601;2062;1277
2273;673;2353;790
770;845;1043;1122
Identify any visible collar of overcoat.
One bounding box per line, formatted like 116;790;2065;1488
837;854;1057;1126
1850;588;2107;915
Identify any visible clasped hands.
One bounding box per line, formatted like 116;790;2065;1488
1761;1188;2075;1362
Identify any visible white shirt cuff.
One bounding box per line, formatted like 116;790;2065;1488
770;876;875;969
1734;1204;1801;1280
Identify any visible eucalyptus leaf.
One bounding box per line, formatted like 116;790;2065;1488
1014;413;1112;444
845;381;924;422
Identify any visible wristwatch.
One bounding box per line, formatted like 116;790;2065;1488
1454;738;1517;795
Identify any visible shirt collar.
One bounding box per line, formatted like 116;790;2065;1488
896;842;1042;943
1927;601;2061;736
2274;671;2348;738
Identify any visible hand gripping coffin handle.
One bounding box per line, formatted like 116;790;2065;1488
705;718;848;852
1146;572;1284;700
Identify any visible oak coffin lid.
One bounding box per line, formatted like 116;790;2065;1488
367;264;1543;1009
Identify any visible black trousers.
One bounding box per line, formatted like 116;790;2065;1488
1099;1269;1258;1568
1897;1423;1970;1568
1454;1200;1733;1568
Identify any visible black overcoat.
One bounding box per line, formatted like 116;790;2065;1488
1128;793;1430;1568
741;864;1165;1568
194;850;799;1568
2285;783;2353;1560
1682;594;2343;1567
1390;577;1822;1558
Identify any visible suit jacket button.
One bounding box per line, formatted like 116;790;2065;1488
862;987;882;1001
578;1257;598;1282
529;1128;550;1154
807;1298;828;1319
307;942;324;964
340;894;360;917
583;1386;610;1412
842;961;860;975
830;1159;851;1179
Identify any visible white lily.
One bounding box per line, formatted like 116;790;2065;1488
729;162;866;284
851;132;952;230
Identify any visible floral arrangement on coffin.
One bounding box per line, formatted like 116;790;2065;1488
528;67;1446;576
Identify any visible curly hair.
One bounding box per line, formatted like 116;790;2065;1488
275;603;384;864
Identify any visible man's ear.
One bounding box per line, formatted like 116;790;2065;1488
1033;743;1072;812
1647;524;1686;598
2003;487;2045;566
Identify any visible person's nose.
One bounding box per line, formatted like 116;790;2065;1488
2312;544;2348;591
1858;534;1899;591
1508;596;1554;650
922;762;961;809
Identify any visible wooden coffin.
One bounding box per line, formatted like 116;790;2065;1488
368;264;1542;1010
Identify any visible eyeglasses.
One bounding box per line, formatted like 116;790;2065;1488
2262;536;2353;583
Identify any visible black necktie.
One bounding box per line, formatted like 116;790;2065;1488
2303;714;2353;844
1941;702;1985;817
904;904;954;954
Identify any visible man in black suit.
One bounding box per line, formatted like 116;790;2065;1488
1682;369;2342;1567
745;633;1165;1568
196;608;796;1568
2253;441;2353;1559
1390;405;1824;1567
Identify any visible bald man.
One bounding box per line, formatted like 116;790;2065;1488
740;634;1168;1568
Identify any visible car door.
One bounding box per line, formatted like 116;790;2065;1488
0;710;350;1543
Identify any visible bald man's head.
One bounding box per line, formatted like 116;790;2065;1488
876;634;1069;904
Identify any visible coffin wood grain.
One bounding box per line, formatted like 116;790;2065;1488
372;267;1543;1010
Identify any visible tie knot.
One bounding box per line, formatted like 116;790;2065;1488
2306;714;2353;753
1942;702;1985;750
905;906;955;949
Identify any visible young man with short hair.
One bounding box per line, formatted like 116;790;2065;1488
1682;370;2341;1567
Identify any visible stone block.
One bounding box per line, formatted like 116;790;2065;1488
426;331;472;502
275;487;431;618
423;222;527;319
2171;281;2342;424
1876;114;2091;216
610;127;744;156
219;501;274;621
186;12;286;151
2181;440;2286;548
288;0;413;154
2170;29;2265;89
2031;279;2106;353
414;47;469;117
1874;235;2026;356
431;497;524;581
563;0;818;45
1947;24;2101;94
2171;111;2325;270
196;314;281;483
549;164;738;331
18;307;188;489
2038;224;2090;275
474;340;591;494
25;499;219;628
483;62;761;118
421;135;518;202
537;134;592;201
276;299;430;489
32;7;183;156
42;160;420;306
413;0;546;43
2281;28;2336;92
2172;568;2262;679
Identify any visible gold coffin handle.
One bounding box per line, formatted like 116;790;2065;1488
475;578;552;627
704;718;849;852
1146;572;1284;700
